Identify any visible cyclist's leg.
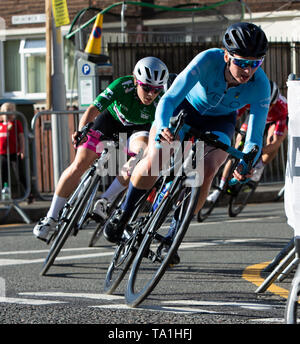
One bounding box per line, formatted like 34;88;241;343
48;110;119;219
103;125;167;243
93;132;149;220
194;146;228;213
55;146;98;199
207;131;244;203
119;131;149;182
222;132;244;180
182;112;235;215
33;140;99;240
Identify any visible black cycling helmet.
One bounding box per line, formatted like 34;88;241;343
270;80;279;104
223;22;268;58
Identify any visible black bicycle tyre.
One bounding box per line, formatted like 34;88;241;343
228;181;257;217
40;173;100;276
125;183;200;308
103;181;163;294
104;233;138;294
285;264;300;324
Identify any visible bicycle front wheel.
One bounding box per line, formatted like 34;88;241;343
40;173;100;275
285;264;300;324
104;228;138;294
125;183;200;308
103;181;161;294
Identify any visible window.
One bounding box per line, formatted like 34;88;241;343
19;39;46;94
4;40;21;92
3;37;77;100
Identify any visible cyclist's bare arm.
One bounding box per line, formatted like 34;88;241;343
78;105;99;130
72;105;100;144
262;127;287;155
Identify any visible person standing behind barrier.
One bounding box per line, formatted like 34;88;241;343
0;102;26;196
33;57;169;242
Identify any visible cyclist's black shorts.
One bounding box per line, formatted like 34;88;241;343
172;98;236;140
92;109;151;140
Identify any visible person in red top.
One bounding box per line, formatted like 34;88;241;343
207;80;288;203
0;102;25;191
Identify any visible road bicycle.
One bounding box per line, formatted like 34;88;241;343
197;129;261;222
103;116;186;295
285;240;300;324
117;110;258;308
40;123;121;275
254;236;300;323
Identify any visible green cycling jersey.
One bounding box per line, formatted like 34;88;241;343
93;75;163;126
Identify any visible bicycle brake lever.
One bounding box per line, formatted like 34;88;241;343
74;122;94;148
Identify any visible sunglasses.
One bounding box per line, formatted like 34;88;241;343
228;53;264;69
137;80;163;94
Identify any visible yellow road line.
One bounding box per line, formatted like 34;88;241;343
242;262;289;299
0;223;26;228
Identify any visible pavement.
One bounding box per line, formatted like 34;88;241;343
0;183;285;225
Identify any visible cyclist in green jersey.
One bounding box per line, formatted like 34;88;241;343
33;57;169;241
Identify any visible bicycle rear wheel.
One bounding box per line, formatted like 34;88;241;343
40;173;100;275
285;264;300;324
228;180;257;217
125;181;200;308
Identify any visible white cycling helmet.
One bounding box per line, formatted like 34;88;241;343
133;56;169;87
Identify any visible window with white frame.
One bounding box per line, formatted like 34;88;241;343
3;38;46;97
19;39;46;94
3;37;77;99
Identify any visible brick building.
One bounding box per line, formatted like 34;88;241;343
0;0;300;109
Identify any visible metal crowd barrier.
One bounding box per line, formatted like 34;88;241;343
0;110;31;224
31;110;84;201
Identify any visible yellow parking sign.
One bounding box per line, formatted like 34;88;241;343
52;0;70;27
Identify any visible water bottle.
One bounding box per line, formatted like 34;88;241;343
152;181;172;211
1;182;11;201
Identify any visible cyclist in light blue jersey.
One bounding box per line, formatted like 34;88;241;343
104;22;271;247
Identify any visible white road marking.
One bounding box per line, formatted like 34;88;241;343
0;296;65;305
248;318;285;323
161;299;280;311
92;303;218;314
191;215;280;226
0;238;261;267
0;246;107;255
19;292;123;301
0;251;114;266
160;216;280;228
10;292;281;315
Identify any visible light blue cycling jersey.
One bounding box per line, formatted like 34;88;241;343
155;48;271;160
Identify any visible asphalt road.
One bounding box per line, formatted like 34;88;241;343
0;201;295;329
